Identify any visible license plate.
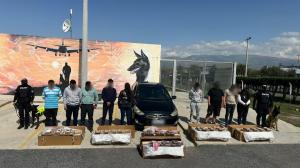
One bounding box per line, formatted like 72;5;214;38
151;119;165;125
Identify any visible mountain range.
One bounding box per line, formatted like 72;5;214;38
163;55;298;69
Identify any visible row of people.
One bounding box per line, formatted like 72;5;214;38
13;78;134;130
188;82;273;127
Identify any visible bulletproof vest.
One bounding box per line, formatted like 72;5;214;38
260;93;270;104
19;86;29;98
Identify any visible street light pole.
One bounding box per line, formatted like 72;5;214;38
245;37;251;77
81;0;88;87
70;9;73;39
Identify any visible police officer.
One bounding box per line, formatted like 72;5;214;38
253;85;273;127
13;78;35;129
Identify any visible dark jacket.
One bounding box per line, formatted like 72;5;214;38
101;86;117;103
118;90;134;108
253;90;273;112
13;84;35;104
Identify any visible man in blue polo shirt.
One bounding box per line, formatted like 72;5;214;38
42;80;62;126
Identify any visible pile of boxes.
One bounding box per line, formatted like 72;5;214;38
38;126;85;146
188;123;231;142
91;125;135;145
228;125;274;142
140;126;184;158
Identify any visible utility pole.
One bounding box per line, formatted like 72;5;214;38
70;9;73;38
298;54;300;68
245;37;251;77
81;0;88;87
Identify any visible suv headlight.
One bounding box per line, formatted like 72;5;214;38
134;106;144;115
170;108;178;117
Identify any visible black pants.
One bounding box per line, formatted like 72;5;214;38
120;107;132;125
66;105;79;126
256;107;268;127
225;104;235;126
102;102;114;125
81;104;94;127
45;108;58;126
18;104;31;126
237;104;249;124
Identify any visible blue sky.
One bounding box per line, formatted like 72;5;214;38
0;0;300;58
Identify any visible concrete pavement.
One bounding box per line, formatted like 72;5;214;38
174;91;300;145
0;144;299;168
0;92;299;150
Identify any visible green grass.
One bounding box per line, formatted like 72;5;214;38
274;102;300;127
249;98;300;127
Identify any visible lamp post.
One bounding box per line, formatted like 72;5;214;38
81;0;88;87
245;37;251;77
70;9;73;38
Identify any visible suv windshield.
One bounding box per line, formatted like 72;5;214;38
136;85;171;100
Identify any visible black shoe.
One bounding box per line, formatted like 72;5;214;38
24;125;29;129
17;125;24;129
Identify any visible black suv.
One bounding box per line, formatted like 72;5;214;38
133;82;178;130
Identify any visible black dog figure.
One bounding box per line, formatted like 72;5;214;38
127;50;150;83
30;105;41;129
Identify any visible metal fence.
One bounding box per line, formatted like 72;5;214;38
160;59;236;96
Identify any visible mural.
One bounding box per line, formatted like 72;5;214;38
0;33;161;94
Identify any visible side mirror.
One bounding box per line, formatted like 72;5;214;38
172;96;177;99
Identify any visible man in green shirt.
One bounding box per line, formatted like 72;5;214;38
80;81;98;131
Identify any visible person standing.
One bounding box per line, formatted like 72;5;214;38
118;83;134;125
101;79;117;125
253;85;273;127
80;81;98;130
13;78;35;129
237;88;251;125
188;82;203;122
43;80;62;126
205;82;225;124
224;85;238;126
63;80;81;126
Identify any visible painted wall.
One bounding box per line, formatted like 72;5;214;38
0;33;161;94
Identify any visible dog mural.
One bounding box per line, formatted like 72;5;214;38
127;50;150;83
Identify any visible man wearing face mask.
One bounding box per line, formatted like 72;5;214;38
63;80;81;126
101;79;117;125
80;81;98;131
13;78;35;129
253;85;273;127
42;80;62;126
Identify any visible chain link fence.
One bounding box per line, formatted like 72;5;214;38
160;59;236;97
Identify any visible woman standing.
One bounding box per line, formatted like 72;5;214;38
188;82;203;122
118;83;134;125
237;88;251;125
224;85;238;126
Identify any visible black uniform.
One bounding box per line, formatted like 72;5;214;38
13;84;35;127
253;89;273;127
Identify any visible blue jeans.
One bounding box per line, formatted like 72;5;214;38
120;107;132;125
225;104;235;126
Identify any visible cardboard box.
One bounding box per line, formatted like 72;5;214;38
96;125;136;138
188;123;230;142
140;126;183;158
141;126;181;141
227;125;257;142
38;126;85;146
228;125;257;135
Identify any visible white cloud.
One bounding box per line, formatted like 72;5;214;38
163;32;300;59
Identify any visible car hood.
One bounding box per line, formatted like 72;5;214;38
136;99;175;114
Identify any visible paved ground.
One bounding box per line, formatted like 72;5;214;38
0;144;299;168
0;92;299;150
174;92;300;145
